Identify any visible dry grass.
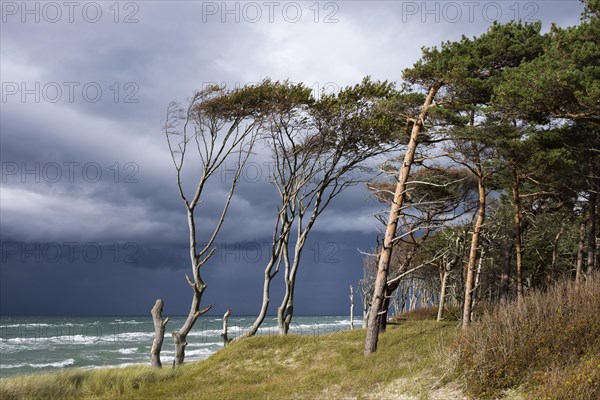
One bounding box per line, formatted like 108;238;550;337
454;274;600;399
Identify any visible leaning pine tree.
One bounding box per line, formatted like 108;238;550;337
365;20;547;353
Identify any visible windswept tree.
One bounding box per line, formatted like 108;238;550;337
365;20;547;352
275;79;406;334
236;78;406;338
366;165;477;331
160;85;261;365
233;81;314;339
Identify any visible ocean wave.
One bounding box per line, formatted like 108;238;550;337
184;348;214;357
116;347;139;354
82;362;142;371
4;332;155;345
186;342;224;348
1;323;53;328
110;320;145;325
0;358;75;369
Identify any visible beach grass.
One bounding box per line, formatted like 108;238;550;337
0;320;460;400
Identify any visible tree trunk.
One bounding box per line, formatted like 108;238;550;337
362;298;370;329
234;266;275;340
378;286;393;333
172;275;211;366
461;161;485;329
349;285;354;330
409;282;418;311
150;299;169;368
469;248;485;322
499;235;513;304
278;280;294;335
221;309;231;346
587;190;597;276
234;224;288;341
548;225;564;286
437;269;449;322
172;332;186;367
511;165;524;307
575;216;587;285
278;235;305;335
364;82;441;355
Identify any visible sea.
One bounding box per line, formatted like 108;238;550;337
0;316;361;379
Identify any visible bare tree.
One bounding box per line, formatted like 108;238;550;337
349;285;355;330
221;309;231;346
162;85;259;365
359;247;379;329
150;299;169;368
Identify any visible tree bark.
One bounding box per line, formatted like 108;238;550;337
221;309;231;346
499;235;513;304
548;225;564;286
469;248;485;322
349;285;354;330
278;230;307;335
233;258;277;340
461;158;485;329
575;215;587;285
511;165;524;307
378;286;394;333
150;299;169;368
437;269;449;322
172;284;211;366
364;82;441;355
586;190;597;276
438;236;461;321
362;297;370;330
172;332;186;367
235;210;291;341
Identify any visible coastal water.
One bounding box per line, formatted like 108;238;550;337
0;316;361;378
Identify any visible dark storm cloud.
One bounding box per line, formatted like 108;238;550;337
0;0;584;315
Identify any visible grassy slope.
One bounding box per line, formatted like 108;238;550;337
5;278;598;400
0;321;462;400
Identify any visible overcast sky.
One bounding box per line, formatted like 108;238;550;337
0;0;584;316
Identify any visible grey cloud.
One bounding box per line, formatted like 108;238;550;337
0;0;584;315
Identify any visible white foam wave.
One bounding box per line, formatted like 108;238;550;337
1;358;75;369
110;320;145;325
1;323;53;328
186;342;223;348
184;348;214;357
4;331;156;345
116;347;138;354
82;362;142;371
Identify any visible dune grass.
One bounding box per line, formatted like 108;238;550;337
5;277;598;400
454;274;600;400
0;320;459;400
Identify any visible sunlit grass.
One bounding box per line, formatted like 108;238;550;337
0;321;458;400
